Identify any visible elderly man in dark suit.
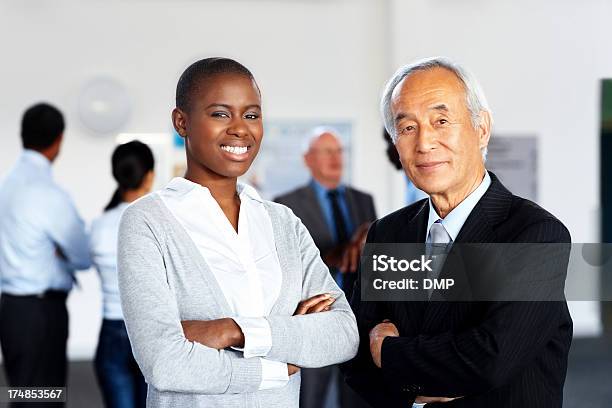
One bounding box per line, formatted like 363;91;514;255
343;57;572;408
275;127;376;408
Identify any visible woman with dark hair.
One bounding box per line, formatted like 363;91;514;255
117;58;358;407
90;140;154;408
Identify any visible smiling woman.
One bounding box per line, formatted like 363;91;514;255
116;58;359;408
172;63;263;192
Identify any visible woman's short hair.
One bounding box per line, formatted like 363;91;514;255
176;57;257;112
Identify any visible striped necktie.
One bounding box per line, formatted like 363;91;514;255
426;220;452;297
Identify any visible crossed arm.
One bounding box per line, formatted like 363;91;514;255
345;219;571;406
117;205;358;394
181;293;337;377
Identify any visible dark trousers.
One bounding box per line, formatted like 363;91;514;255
300;365;372;408
94;319;147;408
0;292;68;408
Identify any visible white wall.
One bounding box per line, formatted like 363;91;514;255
389;0;612;334
0;0;391;359
0;0;607;359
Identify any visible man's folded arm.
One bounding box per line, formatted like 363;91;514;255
380;220;572;397
381;300;567;396
341;277;409;407
340;220;409;408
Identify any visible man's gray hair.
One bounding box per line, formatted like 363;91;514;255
301;125;343;155
380;56;492;159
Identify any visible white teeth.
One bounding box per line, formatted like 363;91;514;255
221;145;248;155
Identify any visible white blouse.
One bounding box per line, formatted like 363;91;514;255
90;202;130;320
158;177;287;390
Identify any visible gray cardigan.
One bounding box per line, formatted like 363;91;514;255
117;194;359;408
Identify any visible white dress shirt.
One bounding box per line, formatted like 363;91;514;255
426;171;492;243
413;171;491;408
158;177;288;390
0;150;91;294
90;202;129;320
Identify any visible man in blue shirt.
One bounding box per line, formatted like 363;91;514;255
0;103;91;396
275;127;376;408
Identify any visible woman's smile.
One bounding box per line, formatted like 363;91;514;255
220;143;252;161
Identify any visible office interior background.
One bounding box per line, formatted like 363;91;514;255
1;0;611;406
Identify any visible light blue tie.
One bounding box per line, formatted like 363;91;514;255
412;221;452;407
429;219;451;245
426;220;452;297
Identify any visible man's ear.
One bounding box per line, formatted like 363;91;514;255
52;133;64;150
303;151;312;169
172;108;188;138
145;170;155;185
48;133;64;162
477;110;492;151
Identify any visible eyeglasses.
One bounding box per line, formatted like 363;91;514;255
310;147;344;156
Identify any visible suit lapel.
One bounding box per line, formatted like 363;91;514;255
454;172;512;244
345;188;361;228
398;200;429;243
300;185;335;244
420;173;513;328
387;201;430;334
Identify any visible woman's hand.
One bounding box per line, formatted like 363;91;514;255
181;318;245;349
288;363;300;376
182;320;302;378
182;296;334;370
287;294;336;376
293;293;336;315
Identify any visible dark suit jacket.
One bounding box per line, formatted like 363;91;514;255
274;183;377;255
343;173;572;408
274;183;377;295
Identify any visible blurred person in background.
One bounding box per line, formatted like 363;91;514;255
383;128;428;205
275;127;377;297
0;103;91;403
90;141;154;408
117;57;358;408
274;127;375;408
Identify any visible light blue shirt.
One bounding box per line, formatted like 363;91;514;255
90;202;129;320
0;150;91;295
426;171;492;244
